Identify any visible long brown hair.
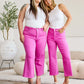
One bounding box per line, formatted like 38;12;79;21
29;0;49;22
44;0;56;12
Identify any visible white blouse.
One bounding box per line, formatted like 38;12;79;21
25;5;46;28
49;4;65;29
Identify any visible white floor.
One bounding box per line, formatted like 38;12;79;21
0;69;84;84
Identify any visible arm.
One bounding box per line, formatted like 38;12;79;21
58;3;72;33
43;18;50;32
18;4;28;43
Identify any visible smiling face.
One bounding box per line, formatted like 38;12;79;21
44;0;52;6
35;0;41;4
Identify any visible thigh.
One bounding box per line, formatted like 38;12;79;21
23;35;36;59
57;37;71;59
47;38;57;60
35;37;47;59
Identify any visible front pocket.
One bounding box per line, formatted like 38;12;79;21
43;30;46;32
57;30;65;34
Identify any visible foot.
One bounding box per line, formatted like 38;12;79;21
54;81;58;84
54;81;58;83
63;80;69;84
36;77;41;84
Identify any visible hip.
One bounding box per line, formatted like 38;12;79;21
47;27;66;39
23;26;47;37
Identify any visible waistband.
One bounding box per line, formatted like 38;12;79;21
49;27;62;31
49;27;61;30
24;26;44;30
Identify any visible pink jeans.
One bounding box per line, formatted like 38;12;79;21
47;27;73;76
23;26;47;78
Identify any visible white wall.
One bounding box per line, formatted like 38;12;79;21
0;0;84;65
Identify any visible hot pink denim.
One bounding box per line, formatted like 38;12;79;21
47;27;73;76
23;26;47;78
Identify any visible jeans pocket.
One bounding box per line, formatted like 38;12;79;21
57;30;65;34
42;30;47;35
42;28;47;32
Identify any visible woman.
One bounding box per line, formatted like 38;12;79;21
18;0;49;84
44;0;73;84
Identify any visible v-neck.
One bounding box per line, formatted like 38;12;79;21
49;4;58;13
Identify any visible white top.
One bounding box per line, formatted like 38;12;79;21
25;5;46;28
49;4;65;29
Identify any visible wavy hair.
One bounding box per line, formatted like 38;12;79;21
43;0;56;12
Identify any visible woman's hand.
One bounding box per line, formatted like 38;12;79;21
20;34;24;43
58;27;65;33
43;22;49;32
43;24;48;32
58;4;72;30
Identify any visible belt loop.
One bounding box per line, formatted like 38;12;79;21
54;29;55;32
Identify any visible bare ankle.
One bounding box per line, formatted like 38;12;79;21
63;79;69;84
53;76;58;83
28;78;33;84
36;77;41;84
54;79;58;83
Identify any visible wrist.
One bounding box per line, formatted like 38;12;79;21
20;31;23;35
63;26;66;30
20;33;23;37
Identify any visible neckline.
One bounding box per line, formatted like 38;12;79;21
50;4;58;12
53;4;58;10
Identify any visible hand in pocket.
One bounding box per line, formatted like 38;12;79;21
58;27;65;33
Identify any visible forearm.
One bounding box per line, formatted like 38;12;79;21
63;17;72;29
45;21;49;29
18;19;23;37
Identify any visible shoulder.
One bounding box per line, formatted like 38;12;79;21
20;4;29;11
58;3;65;8
58;3;66;11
